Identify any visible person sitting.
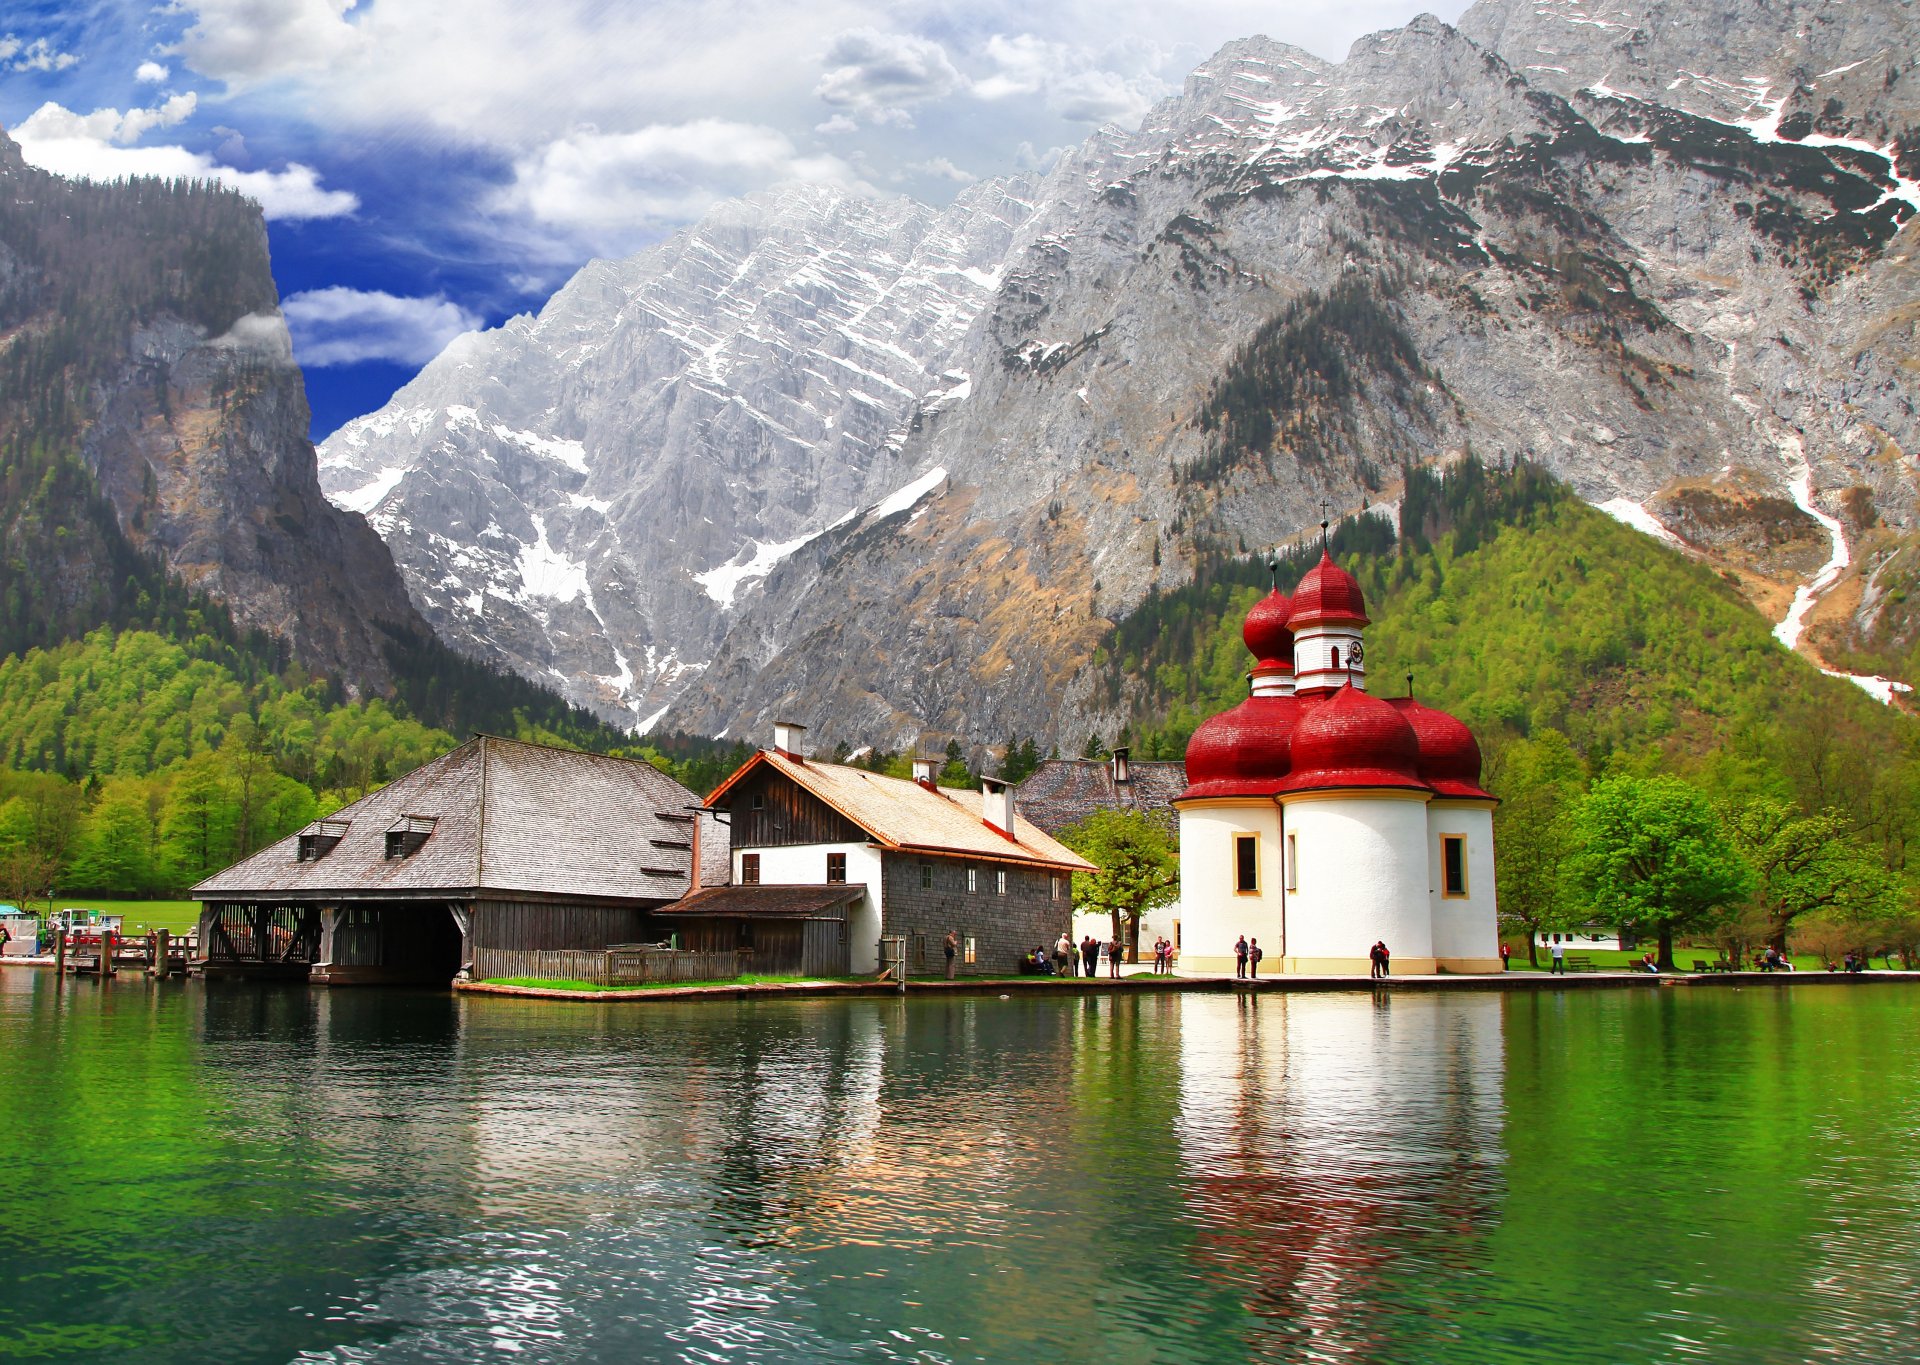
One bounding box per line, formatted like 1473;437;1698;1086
1641;952;1659;974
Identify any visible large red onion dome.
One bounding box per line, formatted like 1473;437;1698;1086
1275;684;1426;794
1178;695;1302;800
1388;697;1493;800
1289;551;1369;627
1242;589;1294;672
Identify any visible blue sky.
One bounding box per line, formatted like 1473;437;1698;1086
2;0;1470;441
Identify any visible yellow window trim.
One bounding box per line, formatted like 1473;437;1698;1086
1233;831;1260;895
1440;833;1469;899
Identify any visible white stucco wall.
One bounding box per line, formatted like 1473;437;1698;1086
734;841;884;972
1281;794;1432;966
1427;803;1499;967
1176;802;1282;970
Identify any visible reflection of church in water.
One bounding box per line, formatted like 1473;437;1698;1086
1175;548;1501;974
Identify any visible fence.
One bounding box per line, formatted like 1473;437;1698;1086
472;945;743;986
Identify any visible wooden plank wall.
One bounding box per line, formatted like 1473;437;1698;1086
802;918;850;977
474;947;744;985
474;900;649;951
730;767;866;847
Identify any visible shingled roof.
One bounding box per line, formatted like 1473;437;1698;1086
195;735;718;904
1014;758;1187;835
707;750;1094;873
657;885;863;919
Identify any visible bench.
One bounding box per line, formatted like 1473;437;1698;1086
1563;955;1596;972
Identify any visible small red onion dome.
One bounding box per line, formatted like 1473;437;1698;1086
1178;695;1302;800
1242;589;1294;672
1288;551;1369;627
1275;684;1426;794
1388;698;1493;800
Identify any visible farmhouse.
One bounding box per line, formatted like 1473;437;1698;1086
193;735;723;984
696;723;1095;976
1176;550;1501;975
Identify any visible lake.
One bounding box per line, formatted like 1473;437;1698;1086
2;973;1917;1362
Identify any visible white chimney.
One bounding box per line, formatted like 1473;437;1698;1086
772;720;807;761
1110;745;1131;784
981;775;1015;838
912;757;938;789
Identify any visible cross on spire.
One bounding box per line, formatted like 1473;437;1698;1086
1266;551;1280;590
1319;499;1331;547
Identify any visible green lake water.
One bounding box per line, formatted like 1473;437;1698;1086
2;973;1918;1363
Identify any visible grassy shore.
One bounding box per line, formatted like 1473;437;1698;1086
21;899;202;934
488;973;828;992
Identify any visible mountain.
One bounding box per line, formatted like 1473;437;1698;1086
323;0;1920;751
0;129;622;750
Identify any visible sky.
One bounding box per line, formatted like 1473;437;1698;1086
1;0;1472;440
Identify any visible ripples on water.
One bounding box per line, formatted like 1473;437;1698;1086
3;974;1919;1363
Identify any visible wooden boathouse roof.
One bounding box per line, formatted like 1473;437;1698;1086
194;735;726;905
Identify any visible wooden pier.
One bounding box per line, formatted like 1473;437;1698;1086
48;929;196;978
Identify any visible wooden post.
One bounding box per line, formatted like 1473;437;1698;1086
152;928;170;978
100;930;116;979
53;928;66;976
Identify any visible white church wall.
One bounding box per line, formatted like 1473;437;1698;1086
1176;801;1281;974
1427;803;1501;971
1281;794;1433;972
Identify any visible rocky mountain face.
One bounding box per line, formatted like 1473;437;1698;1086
326;0;1920;749
0;131;433;695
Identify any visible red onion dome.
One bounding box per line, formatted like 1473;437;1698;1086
1242;589;1294;672
1275;684;1426;794
1388;698;1493;800
1178;695;1302;800
1288;550;1369;627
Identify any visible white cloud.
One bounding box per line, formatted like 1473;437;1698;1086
0;35;80;73
175;0;367;85
907;156;976;184
975;32;1170;125
497;120;865;245
209;311;296;364
281;287;482;367
135;61;171;83
815;28;963;125
13;99;358;220
815;113;859;136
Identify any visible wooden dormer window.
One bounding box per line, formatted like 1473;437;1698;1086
297;819;350;862
384;815;437;860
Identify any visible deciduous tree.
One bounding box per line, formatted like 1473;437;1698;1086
1058;808;1178;963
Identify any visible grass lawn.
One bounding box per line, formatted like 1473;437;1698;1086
1502;946;1902;973
18;899;202;935
487;973;830;992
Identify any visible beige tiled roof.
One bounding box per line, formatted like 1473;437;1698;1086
195;735;717;903
713;751;1095;872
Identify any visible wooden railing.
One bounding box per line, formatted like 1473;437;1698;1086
472;945;743;986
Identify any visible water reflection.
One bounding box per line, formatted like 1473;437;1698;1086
6;976;1920;1362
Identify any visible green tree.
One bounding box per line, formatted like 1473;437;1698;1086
158;754;238;889
1726;798;1898;954
1568;775;1754;970
1057;808;1179;964
1490;728;1586;966
67;776;158;895
937;739;972;789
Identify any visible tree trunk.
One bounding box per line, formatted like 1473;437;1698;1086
1657;925;1675;972
1526;929;1538;968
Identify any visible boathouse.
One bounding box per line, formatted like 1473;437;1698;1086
192;735;726;985
691;723;1094;976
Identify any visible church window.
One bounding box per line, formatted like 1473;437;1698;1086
1330;646;1341;670
1441;836;1467;898
1286;833;1298;891
742;853;761;885
1234;833;1259;894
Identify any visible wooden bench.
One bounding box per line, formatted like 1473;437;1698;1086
1563;955;1596;972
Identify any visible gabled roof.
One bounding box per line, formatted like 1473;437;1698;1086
707;750;1095;873
1014;759;1188;835
195;735;717;904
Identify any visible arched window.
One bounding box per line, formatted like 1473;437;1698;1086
1330;645;1342;670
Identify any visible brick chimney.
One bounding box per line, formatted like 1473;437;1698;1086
912;757;938;789
981;775;1016;838
772;720;807;761
1110;745;1131;784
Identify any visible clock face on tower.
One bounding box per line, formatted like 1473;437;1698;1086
1349;642;1364;666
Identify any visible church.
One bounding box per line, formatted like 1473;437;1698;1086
1175;548;1500;975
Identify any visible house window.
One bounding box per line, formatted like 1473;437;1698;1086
1234;833;1259;894
965;937;977;965
1050;875;1061;901
920;863;933;889
750;793;764;811
1286;833;1298;891
996;869;1007;896
1441;835;1467;897
384;815;436;860
827;852;847;883
968;867;978;893
742;853;761;885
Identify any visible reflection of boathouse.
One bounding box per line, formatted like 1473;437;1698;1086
192;735;724;984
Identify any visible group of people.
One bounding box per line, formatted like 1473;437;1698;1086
1017;934;1128;978
1368;941;1392;979
1232;935;1265;978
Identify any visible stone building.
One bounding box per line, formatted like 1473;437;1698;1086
701;724;1093;975
1177;551;1500;975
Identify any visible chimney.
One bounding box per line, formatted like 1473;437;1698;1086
981;775;1016;838
912;756;938;789
1110;745;1131;785
772;720;807;761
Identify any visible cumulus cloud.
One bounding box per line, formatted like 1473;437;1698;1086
907;156;976;184
975;33;1170;125
497;119;864;245
175;0;366;85
0;35;80;73
815;29;963;125
13;99;358;220
281;287;482;367
135;61;171;83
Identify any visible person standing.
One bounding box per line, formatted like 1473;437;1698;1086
1107;937;1123;979
1380;941;1390;977
1549;939;1565;975
1499;943;1511;971
944;930;958;980
1369;941;1385;980
1248;938;1263;978
1053;933;1073;978
1234;935;1249;979
1082;935;1099;978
